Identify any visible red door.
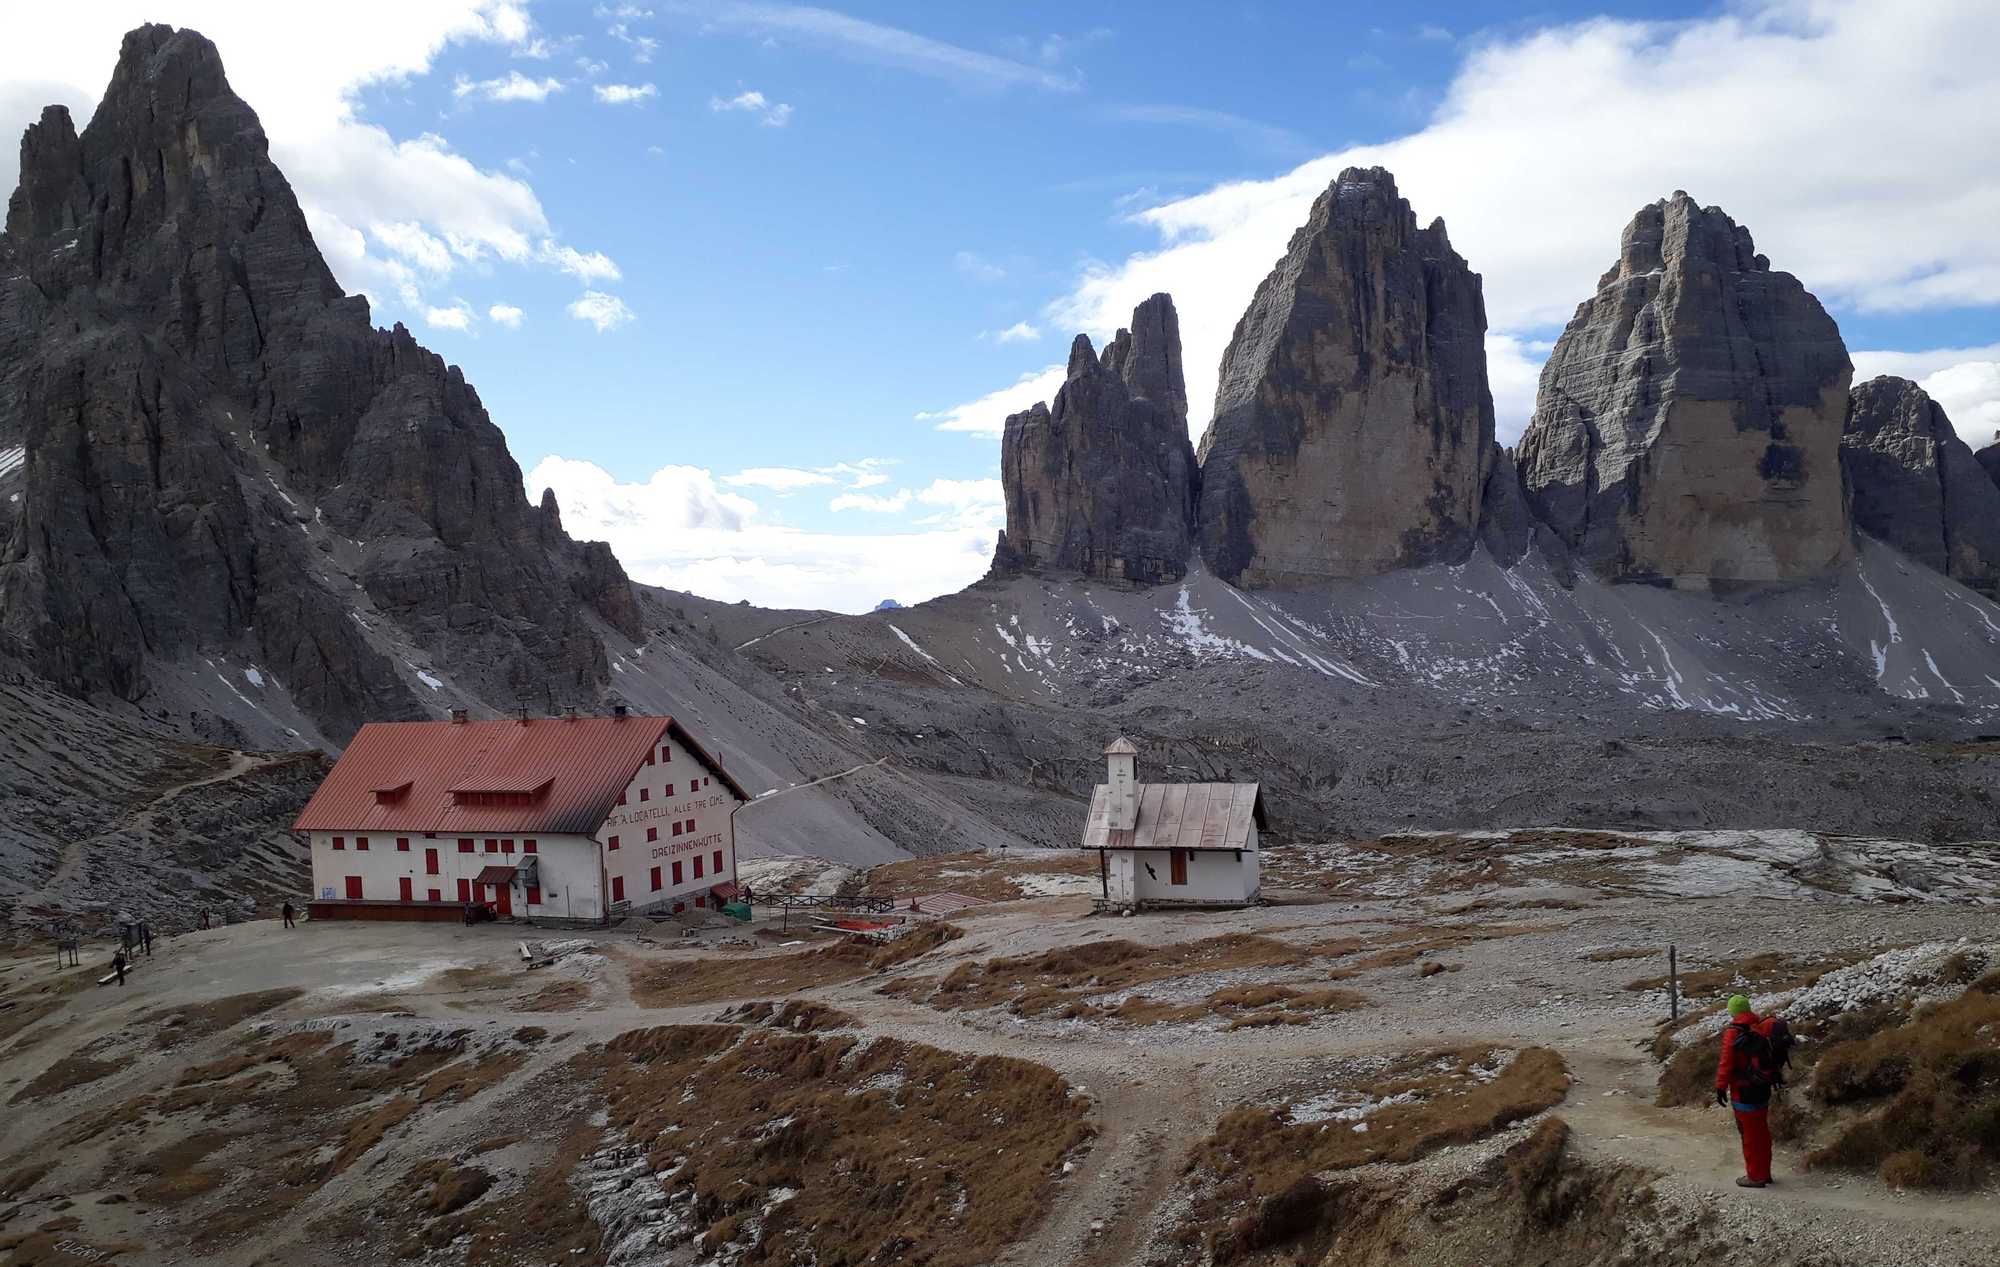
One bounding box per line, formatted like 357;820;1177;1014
345;875;363;900
493;884;512;917
425;848;439;875
457;878;470;902
1169;850;1188;886
398;877;413;902
427;888;442;903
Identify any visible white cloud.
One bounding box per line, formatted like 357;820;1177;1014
919;365;1064;438
0;4;617;322
991;321;1040;344
423;300;475;330
725;467;837;492
488;302;525;327
938;1;2000;444
453;70;564;102
608;22;661;62
529;456;1001;612
538;240;623;283
577;56;610;76
568;290;636;332
953;250;1006;282
1486;334;1555;447
1853;343;2000;446
830;489;914;513
594;82;658;104
709;89;793;126
693;2;1082;93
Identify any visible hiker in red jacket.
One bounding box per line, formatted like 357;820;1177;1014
1715;993;1784;1188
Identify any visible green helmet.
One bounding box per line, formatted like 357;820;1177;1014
1727;994;1751;1016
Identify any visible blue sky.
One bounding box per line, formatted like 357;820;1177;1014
6;1;2000;611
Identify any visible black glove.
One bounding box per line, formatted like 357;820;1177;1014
1715;1088;1729;1107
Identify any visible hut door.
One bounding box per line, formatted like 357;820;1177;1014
1170;850;1188;886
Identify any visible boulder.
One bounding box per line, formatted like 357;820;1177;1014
1843;375;2000;596
1195;166;1495;587
1516;192;1853;589
996;294;1198;586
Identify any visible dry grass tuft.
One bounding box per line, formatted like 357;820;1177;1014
859;850;1097;903
631;922;963;1008
716;999;860;1031
144;987;303;1048
1801;989;2000;1188
595;1023;1091;1266
1182;1046;1569;1254
896;933;1307;1017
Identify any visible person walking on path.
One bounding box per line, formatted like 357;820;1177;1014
281;901;296;930
111;947;127;986
1715;993;1785;1188
139;923;152;956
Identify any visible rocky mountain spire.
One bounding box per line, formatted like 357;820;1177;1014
1195;167;1495;587
0;24;641;738
1843;376;2000;596
995;294;1198;586
1515;192;1852;589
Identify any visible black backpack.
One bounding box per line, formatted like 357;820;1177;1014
1729;1017;1794;1089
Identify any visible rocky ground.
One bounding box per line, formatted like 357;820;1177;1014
4;834;1997;1267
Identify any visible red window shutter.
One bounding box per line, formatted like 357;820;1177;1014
345;875;363;900
502;839;515;854
650;866;661;891
458;838;474;853
396;837;410;852
672;860;683;885
673;901;684;914
457;878;470;902
332;836;344;850
617;791;627;805
608;835;620;851
398;877;413;902
425;849;439;875
523;839;537;853
526;884;541;905
639;787;649;802
427;888;441;903
713;850;723;875
646;827;657;842
612;875;625;901
666;783;675;798
662;745;671;763
694;856;704;879
685;818;695;833
485;838;498;853
694;895;705;908
671;822;681;837
356;837;368;851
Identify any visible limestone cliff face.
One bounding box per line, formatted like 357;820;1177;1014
1194;167;1494;588
1843;376;2000;597
995;294;1198;586
1516;192;1853;589
0;25;640;738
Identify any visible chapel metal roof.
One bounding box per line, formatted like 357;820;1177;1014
293;715;748;835
1079;782;1266;852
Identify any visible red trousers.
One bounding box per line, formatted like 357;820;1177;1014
1732;1104;1772;1183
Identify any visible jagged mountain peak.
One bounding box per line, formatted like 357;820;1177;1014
0;22;640;742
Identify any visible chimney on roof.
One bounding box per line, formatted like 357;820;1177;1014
1105;736;1139;831
516;706;529;725
450;708;468;724
564;706;578;721
613;704;629;719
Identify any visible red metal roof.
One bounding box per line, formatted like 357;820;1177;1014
293;715;748;835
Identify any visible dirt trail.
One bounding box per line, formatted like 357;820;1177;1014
1559;1040;2000;1232
43;749;283;891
